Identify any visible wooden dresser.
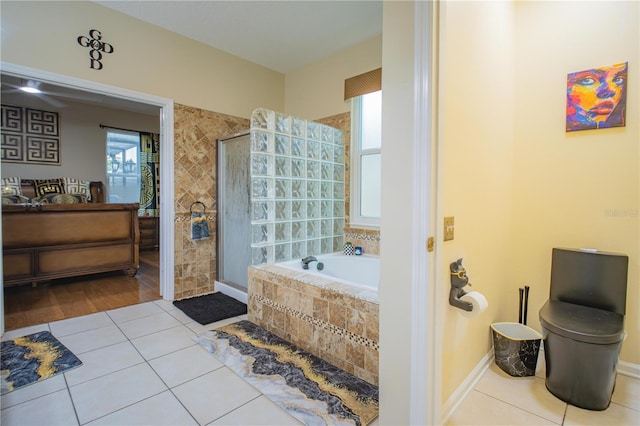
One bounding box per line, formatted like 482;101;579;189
138;216;159;250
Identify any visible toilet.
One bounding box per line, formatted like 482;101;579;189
539;248;628;411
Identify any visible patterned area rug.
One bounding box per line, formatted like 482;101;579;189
195;320;379;426
1;331;82;394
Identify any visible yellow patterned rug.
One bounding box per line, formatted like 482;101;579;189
195;320;379;426
1;331;82;394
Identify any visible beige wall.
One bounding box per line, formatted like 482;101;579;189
1;94;159;182
511;1;639;363
284;35;382;120
440;1;517;401
1;1;284;119
440;0;639;404
379;2;417;423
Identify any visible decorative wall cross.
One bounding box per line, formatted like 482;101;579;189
77;29;114;70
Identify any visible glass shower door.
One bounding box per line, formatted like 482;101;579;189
217;133;251;290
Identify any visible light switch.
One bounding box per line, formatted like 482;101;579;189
444;216;454;241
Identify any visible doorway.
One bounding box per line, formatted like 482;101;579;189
0;63;175;335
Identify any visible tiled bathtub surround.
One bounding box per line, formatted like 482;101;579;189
249;109;345;265
248;263;379;385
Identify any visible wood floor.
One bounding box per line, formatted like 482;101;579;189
3;250;161;331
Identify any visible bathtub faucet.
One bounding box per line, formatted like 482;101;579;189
301;256;318;270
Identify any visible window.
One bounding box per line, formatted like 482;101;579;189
351;90;381;227
106;129;140;203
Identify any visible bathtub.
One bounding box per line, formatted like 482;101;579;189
279;252;380;291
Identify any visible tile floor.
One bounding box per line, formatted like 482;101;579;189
1;300;304;425
1;300;638;425
446;352;640;426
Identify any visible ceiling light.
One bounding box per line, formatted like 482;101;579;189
19;80;42;94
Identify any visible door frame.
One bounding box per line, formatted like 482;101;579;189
0;62;176;335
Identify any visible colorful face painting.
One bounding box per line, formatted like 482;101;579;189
566;62;628;132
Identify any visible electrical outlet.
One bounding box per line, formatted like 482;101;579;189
444;216;454;241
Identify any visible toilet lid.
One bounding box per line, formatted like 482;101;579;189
539;300;625;344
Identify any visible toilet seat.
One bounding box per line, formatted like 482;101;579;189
539;300;625;345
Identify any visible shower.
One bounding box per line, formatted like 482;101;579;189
217;131;252;291
216;108;346;295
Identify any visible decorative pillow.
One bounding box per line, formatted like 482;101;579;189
33;179;65;197
33;193;88;205
62;177;91;201
1;177;23;195
2;194;30;205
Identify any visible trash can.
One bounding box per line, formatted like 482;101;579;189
491;322;542;377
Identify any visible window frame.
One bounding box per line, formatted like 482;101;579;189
350;90;381;228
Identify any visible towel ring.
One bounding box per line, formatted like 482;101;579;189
190;201;206;214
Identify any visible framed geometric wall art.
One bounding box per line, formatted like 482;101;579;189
1;104;60;165
566;62;628;132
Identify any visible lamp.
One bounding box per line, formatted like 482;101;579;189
123;159;136;173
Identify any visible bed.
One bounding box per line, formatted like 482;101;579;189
2;180;140;287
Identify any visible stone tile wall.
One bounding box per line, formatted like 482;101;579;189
248;263;379;385
173;104;249;300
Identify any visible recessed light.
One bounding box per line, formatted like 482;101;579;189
19;80;41;94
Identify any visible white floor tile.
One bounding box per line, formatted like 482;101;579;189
2;323;50;341
131;324;197;360
69;363;167;424
474;364;566;424
87;390;198;425
0;374;67;409
57;324;127;355
153;299;179;312
612;373;640;411
149;344;223;388
167;308;194;324
445;390;558;425
173;367;261;425
209;395;302;425
116;311;183;339
1;388;78;426
49;312;114;337
106;301;165;324
564;401;640;425
64;341;145;387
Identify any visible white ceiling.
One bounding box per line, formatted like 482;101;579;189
93;0;383;73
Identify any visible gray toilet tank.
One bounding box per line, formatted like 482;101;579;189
539;248;628;411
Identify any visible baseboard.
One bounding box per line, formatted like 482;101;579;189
441;348;494;424
618;360;640;379
215;281;248;304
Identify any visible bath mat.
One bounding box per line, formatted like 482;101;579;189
173;292;247;325
195;320;379;426
1;330;83;395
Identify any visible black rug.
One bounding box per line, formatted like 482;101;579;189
1;331;83;394
173;292;247;325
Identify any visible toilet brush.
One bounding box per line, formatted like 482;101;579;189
523;285;530;325
518;287;524;324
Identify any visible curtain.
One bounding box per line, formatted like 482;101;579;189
139;132;160;217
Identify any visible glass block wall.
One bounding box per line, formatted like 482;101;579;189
250;108;345;265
